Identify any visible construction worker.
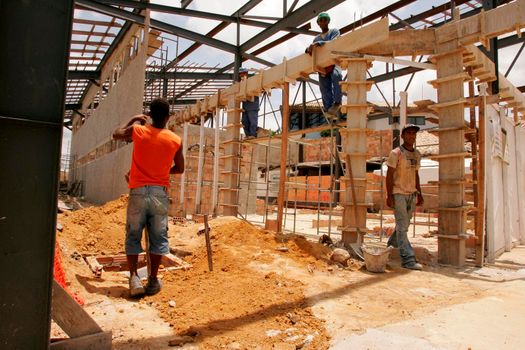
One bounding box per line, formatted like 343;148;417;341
386;124;424;271
113;98;184;297
239;67;259;139
305;12;342;118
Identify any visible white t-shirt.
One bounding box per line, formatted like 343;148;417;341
386;145;421;195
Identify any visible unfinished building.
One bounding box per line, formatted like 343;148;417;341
3;0;525;348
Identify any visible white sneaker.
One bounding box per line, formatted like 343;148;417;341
129;274;145;297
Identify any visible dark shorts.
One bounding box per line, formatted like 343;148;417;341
125;185;169;255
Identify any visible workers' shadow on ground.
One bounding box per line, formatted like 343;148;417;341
75;274;132;300
428;265;525;284
114;268;409;347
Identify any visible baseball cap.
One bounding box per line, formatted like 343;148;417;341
402;124;420;133
239;67;249;74
317;12;330;22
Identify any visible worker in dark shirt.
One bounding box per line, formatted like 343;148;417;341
239;67;260;139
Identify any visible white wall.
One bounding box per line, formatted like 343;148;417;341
485;104;523;262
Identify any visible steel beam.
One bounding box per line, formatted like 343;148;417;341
181;0;193;8
340;0;416;34
146;71;234;80
153;0;263;76
0;0;73;348
68;70;100;80
240;0;344;52
76;0;237;53
91;0;314;35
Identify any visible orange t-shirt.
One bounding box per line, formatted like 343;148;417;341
128;125;181;189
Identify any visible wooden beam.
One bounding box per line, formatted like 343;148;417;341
51;281;105;339
179;123;189;215
173;18;390;123
357;29;436;56
435;0;525;46
195;114;205;213
332;51;436;70
211;106;221;216
277;82;290;233
50;331;112;350
476;83;488;267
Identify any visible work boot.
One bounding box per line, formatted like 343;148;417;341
129;274;145;298
145;276;162;295
403;262;423;271
327;103;341;116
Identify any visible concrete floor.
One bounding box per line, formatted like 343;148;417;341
330;248;525;350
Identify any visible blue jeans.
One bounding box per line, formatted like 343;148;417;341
319;67;342;111
242;110;258;137
125;186;169;255
388;193;417;266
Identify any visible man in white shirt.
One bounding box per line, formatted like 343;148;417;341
386;124;424;270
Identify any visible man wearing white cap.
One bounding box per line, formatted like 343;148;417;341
386;124;424;270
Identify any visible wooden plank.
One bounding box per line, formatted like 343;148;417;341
179;123;189;215
211;107;221;216
173;18;390;123
332;51;436;70
356;29;436;56
476;83;488;267
51;281;102;338
85;256;103;277
435;0;525;46
195;115;205;214
277;82;289;233
50;331;112;350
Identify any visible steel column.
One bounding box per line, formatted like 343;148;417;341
0;0;73;347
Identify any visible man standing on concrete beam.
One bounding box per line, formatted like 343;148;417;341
305;12;343;119
239;67;260;139
386;124;424;271
113;98;185;297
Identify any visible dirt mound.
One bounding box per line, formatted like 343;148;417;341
148;219;331;349
57;195;129;255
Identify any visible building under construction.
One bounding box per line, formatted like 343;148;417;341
2;1;525;349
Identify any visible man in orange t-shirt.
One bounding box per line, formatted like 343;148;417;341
113;98;184;297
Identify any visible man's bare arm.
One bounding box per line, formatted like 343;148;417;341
416;171;424;205
113;114;148;142
170;143;185;174
386;166;395;208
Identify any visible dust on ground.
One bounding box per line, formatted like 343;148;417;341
54;196;522;349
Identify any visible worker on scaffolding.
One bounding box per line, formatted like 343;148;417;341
305;12;343;119
386;124;424;271
239;67;260;139
113;98;185;297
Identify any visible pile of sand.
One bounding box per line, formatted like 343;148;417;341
148;219;333;349
57;195;129;255
57;199;340;348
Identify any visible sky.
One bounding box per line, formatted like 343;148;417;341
62;0;525;159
